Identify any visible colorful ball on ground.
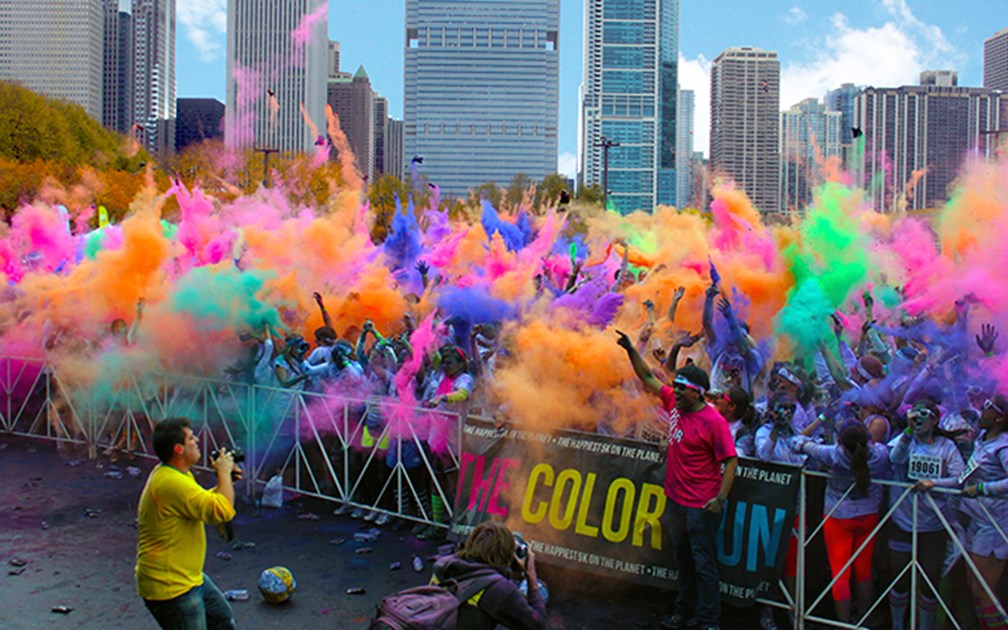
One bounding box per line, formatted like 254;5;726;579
258;566;296;604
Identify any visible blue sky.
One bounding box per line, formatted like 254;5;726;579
175;0;1006;177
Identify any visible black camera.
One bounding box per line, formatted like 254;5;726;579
514;532;529;560
210;447;245;543
210;447;245;464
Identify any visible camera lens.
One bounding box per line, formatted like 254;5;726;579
211;447;245;464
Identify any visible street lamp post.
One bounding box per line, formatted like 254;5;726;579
254;147;279;188
595;135;620;207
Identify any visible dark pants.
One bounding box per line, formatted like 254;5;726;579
668;500;722;625
144;573;236;630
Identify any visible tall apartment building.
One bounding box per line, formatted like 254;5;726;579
386;118;405;180
710;47;780;214
328;41;341;79
0;0;105;120
780;98;842;213
103;0;134;134
226;0;328;154
404;0;559;198
176;98;225;152
855;82;1008;211
132;0;176;156
580;0;678;213
984;27;1008;90
328;66;375;180
675;88;694;208
373;96;389;176
824;82;860;164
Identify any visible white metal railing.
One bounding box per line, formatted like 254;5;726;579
3;356;1006;625
756;468;1008;629
0;356;470;530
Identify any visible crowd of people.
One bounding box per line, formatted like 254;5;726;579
206;261;1008;629
615;279;1008;630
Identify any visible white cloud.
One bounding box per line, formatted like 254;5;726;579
684;1;964;156
780;4;963;110
783;7;806;25
177;0;227;62
557;151;577;179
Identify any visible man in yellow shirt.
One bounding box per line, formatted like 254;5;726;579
136;417;239;629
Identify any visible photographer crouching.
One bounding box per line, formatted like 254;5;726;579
136;417;241;629
431;522;549;629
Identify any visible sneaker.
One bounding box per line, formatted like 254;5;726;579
659;613;695;630
363;509;378;522
374;512;392;526
332;504;351;516
350;507;365;519
759;607;779;630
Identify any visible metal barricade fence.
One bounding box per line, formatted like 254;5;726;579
0;357;471;532
2;357;1006;625
756;469;1008;630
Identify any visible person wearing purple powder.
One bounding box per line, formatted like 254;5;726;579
793;423;890;625
919;393;1008;629
887;399;965;630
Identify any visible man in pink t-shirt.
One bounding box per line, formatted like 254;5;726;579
617;331;738;630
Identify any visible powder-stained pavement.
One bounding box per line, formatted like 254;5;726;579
0;437;761;629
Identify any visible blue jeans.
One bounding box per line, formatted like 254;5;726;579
144;573;236;630
668;500;722;625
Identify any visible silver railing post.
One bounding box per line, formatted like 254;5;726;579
796;470;807;630
909;491;918;629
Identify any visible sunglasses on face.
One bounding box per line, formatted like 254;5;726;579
907;408;936;421
984;399;1006;416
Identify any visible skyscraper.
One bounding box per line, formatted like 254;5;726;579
710;47;780;214
780;98;842;213
984;27;1008;90
226;0;328;154
824;82;860;164
373;96;389;176
132;0;176;156
676;88;694;208
580;0;678;213
176;98;225;152
386;118;405;180
103;0;134;134
855;82;1008;211
328;66;375;180
0;0;105;120
404;0;559;198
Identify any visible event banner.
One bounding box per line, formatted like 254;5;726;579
450;420;801;607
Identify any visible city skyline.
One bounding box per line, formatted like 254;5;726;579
173;0;1001;177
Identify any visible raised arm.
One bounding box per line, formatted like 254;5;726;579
817;339;854;391
717;296;751;356
702;283;718;345
127;297;145;346
617;330;662;396
667;285;685;323
312;292;333;330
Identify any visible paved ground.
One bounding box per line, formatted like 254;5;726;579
0;437;763;629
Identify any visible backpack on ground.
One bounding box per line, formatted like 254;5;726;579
369;568;502;630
